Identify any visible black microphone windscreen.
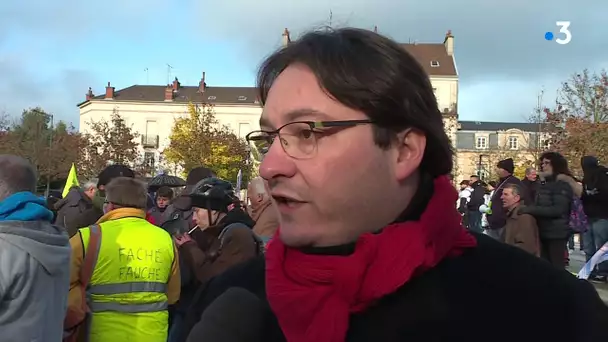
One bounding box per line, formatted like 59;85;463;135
186;287;266;342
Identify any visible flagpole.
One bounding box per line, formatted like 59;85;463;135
45;114;54;198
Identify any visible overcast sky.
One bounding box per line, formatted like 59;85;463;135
1;0;606;127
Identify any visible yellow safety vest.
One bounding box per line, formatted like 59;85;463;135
80;217;175;342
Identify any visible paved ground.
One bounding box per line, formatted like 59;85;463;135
566;249;608;303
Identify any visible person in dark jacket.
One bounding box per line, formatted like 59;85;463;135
173;177;258;285
466;175;486;234
486;158;525;241
163;167;217;342
181;28;608;342
581;155;608;281
521;167;540;202
148;186;174;224
519;152;574;268
54;179;98;237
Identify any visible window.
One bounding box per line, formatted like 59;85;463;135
238;123;251;139
476;136;488;149
207;96;216;100
144;152;155;169
430;60;440;67
143;120;158;147
508;136;518;150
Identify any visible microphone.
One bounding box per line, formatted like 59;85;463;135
186;287;266;342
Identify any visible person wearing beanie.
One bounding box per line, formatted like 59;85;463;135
581;156;608;281
497;158;515;175
486;158;525;241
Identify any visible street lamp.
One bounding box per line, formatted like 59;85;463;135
477;154;488;181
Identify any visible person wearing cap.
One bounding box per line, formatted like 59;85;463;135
161;167;218;342
169;177;258;342
161;167;216;235
486;158;525;241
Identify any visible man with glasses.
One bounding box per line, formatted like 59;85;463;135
180;28;608;342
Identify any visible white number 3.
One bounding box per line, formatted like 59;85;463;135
555;21;572;45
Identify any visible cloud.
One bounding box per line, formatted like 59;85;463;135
1;0;605;125
194;0;607;119
0;0;165;125
0;0;167;44
0;51;98;125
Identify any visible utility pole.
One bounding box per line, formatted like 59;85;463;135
45;114;54;198
535;88;545;158
166;64;173;84
329;10;333;27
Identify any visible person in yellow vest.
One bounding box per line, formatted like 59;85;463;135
66;177;180;342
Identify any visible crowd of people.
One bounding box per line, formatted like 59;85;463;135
458;154;608;280
1;27;607;342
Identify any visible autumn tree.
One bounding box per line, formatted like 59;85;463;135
0;111;11;152
1;107;83;185
163;102;252;183
80;109;141;179
542;69;608;174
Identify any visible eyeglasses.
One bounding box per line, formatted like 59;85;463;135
245;120;372;161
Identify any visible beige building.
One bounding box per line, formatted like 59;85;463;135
454;121;550;182
78;29;460;172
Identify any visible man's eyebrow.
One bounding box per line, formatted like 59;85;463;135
259;108;332;129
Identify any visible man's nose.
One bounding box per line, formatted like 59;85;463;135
259;139;297;181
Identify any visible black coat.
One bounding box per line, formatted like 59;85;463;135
182;234;608;342
521;178;540;204
521;178;572;240
582;166;608;219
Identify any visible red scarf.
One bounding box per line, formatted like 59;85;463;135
265;176;477;342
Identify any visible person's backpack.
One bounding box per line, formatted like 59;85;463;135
217;223;265;255
569;196;589;233
63;224;102;342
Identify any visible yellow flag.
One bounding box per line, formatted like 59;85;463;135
62;163;80;198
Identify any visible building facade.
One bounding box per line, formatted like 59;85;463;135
454;121;550;182
78;29;460;173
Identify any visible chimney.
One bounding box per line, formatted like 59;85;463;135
444;30;454;56
282;28;291;46
85;87;94;101
172;77;180;91
198;72;206;93
105;82;115;99
164;84;174;101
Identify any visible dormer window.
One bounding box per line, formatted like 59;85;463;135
237;96;247;101
430;61;440;67
207;96;216;100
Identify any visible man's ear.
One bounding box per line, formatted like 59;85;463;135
393;128;426;181
256;193;264;202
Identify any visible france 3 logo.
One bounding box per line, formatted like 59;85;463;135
544;21;571;45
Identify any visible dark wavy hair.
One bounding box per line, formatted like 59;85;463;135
539;151;572;177
256;27;453;177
